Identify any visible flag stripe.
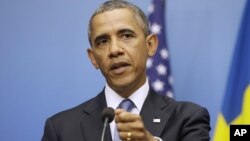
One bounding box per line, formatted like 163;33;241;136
146;0;174;97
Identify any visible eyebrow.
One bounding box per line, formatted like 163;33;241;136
117;28;136;35
93;28;136;44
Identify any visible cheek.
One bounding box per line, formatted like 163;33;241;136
135;44;149;59
96;57;105;67
131;49;148;67
94;53;109;69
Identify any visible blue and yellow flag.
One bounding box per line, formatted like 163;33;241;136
213;1;250;141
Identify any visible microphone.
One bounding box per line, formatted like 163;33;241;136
101;107;115;141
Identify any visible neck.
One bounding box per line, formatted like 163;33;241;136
110;78;147;98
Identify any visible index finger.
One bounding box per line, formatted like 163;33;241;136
115;109;141;123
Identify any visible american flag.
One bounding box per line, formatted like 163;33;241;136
146;0;174;98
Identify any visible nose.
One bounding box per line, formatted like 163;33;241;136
108;39;124;58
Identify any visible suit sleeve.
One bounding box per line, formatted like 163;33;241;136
181;107;211;141
41;118;58;141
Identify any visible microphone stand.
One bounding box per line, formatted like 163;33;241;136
101;118;109;141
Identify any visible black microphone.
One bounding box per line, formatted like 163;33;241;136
101;107;115;141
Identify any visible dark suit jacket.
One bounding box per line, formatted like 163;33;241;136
41;89;210;141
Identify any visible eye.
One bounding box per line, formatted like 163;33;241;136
96;38;109;46
121;33;134;40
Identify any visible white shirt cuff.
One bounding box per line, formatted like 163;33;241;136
154;136;163;141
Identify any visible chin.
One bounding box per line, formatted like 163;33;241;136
113;80;133;88
110;77;134;88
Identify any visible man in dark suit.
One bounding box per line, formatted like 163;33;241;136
41;0;210;141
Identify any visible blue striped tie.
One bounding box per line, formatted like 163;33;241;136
113;99;134;141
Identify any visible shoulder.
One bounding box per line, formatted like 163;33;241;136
175;100;209;115
165;96;209;118
150;89;208;116
47;92;104;123
161;95;210;128
149;90;210;120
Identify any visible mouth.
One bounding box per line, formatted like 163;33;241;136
110;61;130;74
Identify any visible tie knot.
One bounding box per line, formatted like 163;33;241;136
118;99;134;112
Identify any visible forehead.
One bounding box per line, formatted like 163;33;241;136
91;9;141;36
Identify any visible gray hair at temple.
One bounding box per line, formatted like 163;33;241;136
88;0;150;46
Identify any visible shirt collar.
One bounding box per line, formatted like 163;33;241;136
105;79;149;112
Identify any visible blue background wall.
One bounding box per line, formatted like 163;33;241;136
0;0;246;140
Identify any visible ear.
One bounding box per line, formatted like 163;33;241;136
87;48;100;69
146;34;158;57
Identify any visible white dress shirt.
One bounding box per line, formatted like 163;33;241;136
105;80;149;140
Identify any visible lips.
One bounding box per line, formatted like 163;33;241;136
110;61;130;74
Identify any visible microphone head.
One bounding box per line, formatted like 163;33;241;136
101;107;115;123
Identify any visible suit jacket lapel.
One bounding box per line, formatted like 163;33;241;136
80;91;112;141
79;88;176;140
140;89;175;137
